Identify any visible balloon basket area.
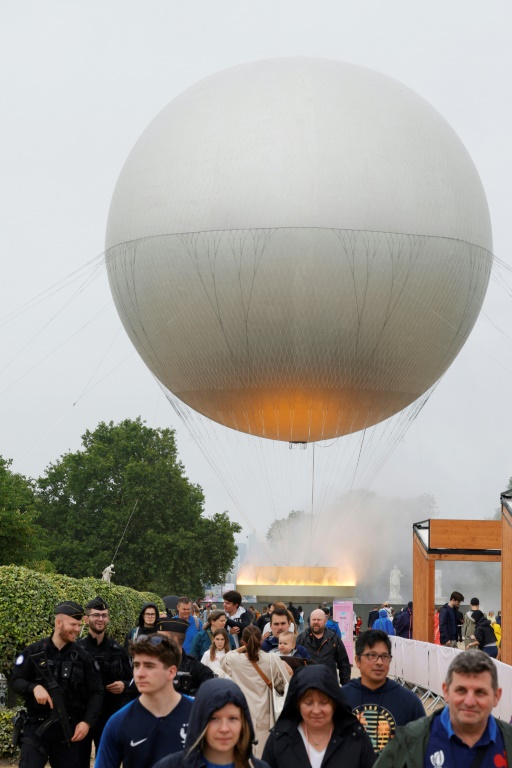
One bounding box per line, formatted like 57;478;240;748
237;565;355;602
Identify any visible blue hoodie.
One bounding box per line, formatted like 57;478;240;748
342;677;425;754
153;678;269;768
372;609;395;636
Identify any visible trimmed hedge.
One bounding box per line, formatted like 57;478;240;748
0;708;19;760
0;565;165;676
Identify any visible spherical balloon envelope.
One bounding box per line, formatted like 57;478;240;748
106;58;492;442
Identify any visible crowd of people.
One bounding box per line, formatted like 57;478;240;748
9;589;510;767
366;593;503;658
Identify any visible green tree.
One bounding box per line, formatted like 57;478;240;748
489;476;512;520
266;509;308;544
0;457;50;568
36;418;241;595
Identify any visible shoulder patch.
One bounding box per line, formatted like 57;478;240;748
15;654;24;665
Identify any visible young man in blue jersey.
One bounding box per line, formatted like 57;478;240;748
95;634;192;768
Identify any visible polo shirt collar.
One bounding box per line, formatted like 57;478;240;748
440;705;497;744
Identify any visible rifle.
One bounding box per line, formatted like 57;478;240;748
30;651;73;746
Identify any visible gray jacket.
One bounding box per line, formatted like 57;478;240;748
462;610;476;647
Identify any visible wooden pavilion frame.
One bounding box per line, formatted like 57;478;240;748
413;498;512;664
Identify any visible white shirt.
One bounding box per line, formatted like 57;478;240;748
200;648;226;673
298;724;326;768
226;606;247;647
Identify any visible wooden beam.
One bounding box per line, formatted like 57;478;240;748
429;519;501;551
429;553;501;563
501;505;512;665
413;517;509;663
413;532;434;642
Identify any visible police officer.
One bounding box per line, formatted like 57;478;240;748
78;596;132;767
156;617;214;695
11;600;103;768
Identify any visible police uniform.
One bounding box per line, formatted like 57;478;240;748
156;617;214;696
11;600;104;768
78;597;132;766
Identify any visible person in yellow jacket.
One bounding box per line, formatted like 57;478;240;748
490;613;502;647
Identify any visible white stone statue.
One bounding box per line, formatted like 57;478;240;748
102;564;115;582
389;564;403;599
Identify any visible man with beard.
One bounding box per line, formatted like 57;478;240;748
78;596;132;767
11;600;103;768
297;608;351;684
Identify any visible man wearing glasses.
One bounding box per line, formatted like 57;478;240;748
78;596;133;767
95;634;193;768
342;630;425;754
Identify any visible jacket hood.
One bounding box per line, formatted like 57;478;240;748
137;602;160;628
183;678;256;753
378;609;389;618
276;664;353;727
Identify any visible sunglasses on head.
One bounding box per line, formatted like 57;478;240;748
136;634;171;647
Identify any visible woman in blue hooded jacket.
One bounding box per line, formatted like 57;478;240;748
372;609;395;636
153;678;269;768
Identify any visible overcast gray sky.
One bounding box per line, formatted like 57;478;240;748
1;1;511;556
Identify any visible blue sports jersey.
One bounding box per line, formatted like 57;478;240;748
95;695;193;768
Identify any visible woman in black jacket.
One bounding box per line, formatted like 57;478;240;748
153;677;269;768
262;665;376;768
467;610;499;658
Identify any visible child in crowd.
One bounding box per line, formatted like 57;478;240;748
276;630;297;656
201;627;230;673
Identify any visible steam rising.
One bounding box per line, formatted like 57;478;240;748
238;490;501;609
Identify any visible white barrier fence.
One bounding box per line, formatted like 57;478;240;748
389;636;512;721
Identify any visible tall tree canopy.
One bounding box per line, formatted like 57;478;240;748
0;456;48;567
36;418;241;595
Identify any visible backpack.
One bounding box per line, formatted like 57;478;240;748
393;609;410;636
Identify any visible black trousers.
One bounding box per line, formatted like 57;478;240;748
78;711;109;768
19;721;80;768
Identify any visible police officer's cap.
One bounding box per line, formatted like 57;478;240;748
156;617;189;634
86;596;109;611
55;600;84;619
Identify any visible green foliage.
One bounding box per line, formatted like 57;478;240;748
0;456;49;567
0;708;19;760
266;509;307;543
36;418;240;594
0;565;163;677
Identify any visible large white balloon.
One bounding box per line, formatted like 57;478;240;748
106;58;492;442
